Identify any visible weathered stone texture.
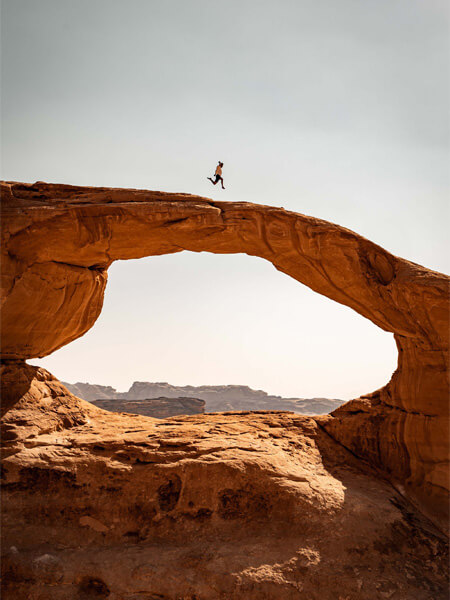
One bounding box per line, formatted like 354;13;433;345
1;180;449;597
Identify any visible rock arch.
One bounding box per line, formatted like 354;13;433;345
1;180;449;529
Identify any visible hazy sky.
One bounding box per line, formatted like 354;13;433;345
2;0;448;398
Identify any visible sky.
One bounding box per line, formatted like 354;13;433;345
2;0;448;398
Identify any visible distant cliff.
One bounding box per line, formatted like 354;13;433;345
91;396;205;419
63;381;344;415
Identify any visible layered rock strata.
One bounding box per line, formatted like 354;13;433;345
1;180;448;529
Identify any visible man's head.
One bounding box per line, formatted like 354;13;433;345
219;161;223;166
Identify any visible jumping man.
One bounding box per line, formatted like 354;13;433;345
208;161;225;189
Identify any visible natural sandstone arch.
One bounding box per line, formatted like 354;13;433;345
1;180;449;530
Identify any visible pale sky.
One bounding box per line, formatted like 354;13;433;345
2;0;448;398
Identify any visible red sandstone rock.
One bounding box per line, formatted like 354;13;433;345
1;181;449;597
1;364;448;599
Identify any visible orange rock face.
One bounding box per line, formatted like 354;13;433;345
1;180;449;596
2;363;448;599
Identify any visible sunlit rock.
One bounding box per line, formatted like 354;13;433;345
1;181;448;598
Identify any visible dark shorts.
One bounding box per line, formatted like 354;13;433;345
214;174;222;182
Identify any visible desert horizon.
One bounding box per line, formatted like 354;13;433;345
61;378;346;417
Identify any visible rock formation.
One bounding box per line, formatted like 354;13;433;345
62;381;120;401
2;363;448;599
91;396;205;419
1;180;449;597
63;380;345;414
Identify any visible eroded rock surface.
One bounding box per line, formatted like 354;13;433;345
1;181;449;597
1;180;448;528
1;364;448;599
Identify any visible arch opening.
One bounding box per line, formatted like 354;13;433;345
31;252;398;416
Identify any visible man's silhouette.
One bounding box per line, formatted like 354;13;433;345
208;161;225;189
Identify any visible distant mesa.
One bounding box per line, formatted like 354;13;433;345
91;396;205;419
63;381;345;416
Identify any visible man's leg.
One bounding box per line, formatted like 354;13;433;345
207;177;217;185
220;177;225;189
